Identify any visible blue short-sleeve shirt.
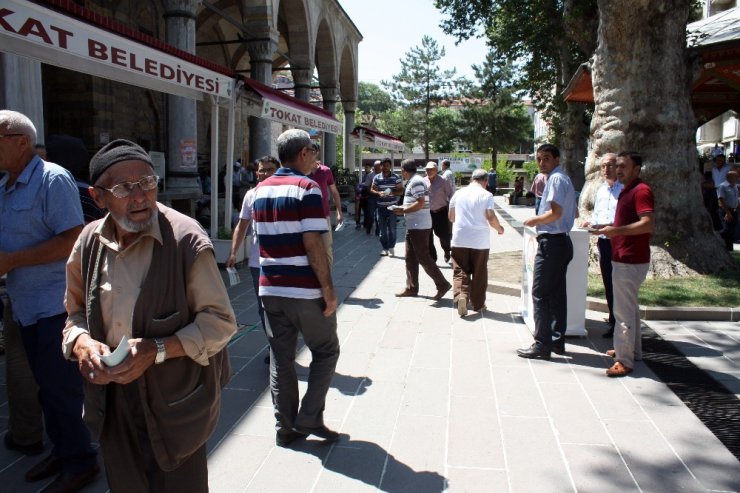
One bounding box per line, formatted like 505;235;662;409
0;156;84;325
536;165;576;234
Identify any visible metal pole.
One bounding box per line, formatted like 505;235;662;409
224;79;238;234
209;95;219;239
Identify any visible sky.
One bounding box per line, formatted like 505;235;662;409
338;0;489;86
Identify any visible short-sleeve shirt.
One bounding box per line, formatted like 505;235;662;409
612;178;654;264
450;184;496;249
441;168;455;188
536;166;576;234
253;168;328;299
530;173;547;198
717;180;738;209
309;164;334;216
712;164;731;187
403;174;432;230
592;180;623;226
0;156;84;325
238;188;261;269
373;172;402;207
424;175;453;211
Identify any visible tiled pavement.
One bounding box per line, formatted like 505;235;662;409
1;197;739;492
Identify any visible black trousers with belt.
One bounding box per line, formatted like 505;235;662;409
532;234;573;351
597;237;615;327
428;206;451;260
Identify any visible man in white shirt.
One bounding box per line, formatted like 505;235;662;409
712;154;731;188
449;169;504;317
581;154;623;338
440;159;455;188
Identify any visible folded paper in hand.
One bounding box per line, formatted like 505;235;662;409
100;335;131;367
226;266;241;286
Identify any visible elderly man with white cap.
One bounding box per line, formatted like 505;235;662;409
449;169;504;317
423;161;454;263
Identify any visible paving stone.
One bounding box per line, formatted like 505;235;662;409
445;467;508;492
208;434;273;493
561;443;635;493
400;367;449;417
383;415;447;490
500;416;573;491
540;383;612;446
411;332;451;369
492;366;547;417
447;395;505;469
451;340;494;398
604;420;706;493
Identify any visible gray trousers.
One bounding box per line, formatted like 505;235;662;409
612;262;649;368
261;296;339;433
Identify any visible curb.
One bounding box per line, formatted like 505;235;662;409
487;281;740;322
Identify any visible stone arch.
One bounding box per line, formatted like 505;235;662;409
277;0;313;74
338;43;358;110
314;16;338;90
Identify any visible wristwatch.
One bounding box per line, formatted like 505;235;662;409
154;338;166;364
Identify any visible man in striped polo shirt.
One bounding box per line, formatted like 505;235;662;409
394;159;452;300
252;129;340;447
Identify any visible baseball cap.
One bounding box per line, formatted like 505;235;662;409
425;161;438;170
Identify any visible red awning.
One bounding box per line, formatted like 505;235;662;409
241;78;341;135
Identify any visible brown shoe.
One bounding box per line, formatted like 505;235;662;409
395;290;417;297
606;349;616;358
433;282;452;301
606;362;632;377
39;465;100;493
26;454;61;482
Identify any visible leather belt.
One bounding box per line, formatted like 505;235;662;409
537;232;568;239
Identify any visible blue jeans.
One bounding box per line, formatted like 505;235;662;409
250;267;265;330
376;206;397;250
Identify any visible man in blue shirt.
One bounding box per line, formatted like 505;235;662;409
0;110;98;491
371;158;403;256
517;144;576;360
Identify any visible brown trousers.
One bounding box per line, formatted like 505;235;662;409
451;247;489;310
100;383;208;493
404;229;449;293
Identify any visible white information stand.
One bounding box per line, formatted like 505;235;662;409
520;227;589;337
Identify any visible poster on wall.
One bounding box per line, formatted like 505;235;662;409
179;139;197;172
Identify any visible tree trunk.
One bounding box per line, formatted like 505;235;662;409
560;102;589;191
589;0;732;277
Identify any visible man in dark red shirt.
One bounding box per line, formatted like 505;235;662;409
594;151;654;377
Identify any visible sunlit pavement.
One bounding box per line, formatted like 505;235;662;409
1;197;738;492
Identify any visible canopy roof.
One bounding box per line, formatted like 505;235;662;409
562;7;740;123
350;126;406;153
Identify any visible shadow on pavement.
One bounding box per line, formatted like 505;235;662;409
292;437;447;492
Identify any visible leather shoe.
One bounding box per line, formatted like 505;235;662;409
4;433;44;456
276;430;306;447
40;465;100;493
395;290;417;297
433;282;452;301
516;344;551;360
606;362;632;377
292;424;339;442
26;454;62;482
602;327;614;338
552;342;565;355
606;349;616;358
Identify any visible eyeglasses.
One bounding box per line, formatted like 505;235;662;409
0;133;25;139
96;175;159;198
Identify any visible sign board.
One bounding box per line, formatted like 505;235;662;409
260;97;341;135
149;151;166;178
0;0;232;100
447;156;482;173
520;227;589;337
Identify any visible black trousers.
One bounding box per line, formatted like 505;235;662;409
428;206;451;260
19;313;97;474
532;234;573;351
597;237;615;327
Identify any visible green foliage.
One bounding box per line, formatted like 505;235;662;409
428;107;462;153
434;0;597;142
457;48;533;161
357;82;396;119
523;160;538;180
494;159;515;185
382;35;461;159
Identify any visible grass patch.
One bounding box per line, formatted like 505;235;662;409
587;252;740;308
